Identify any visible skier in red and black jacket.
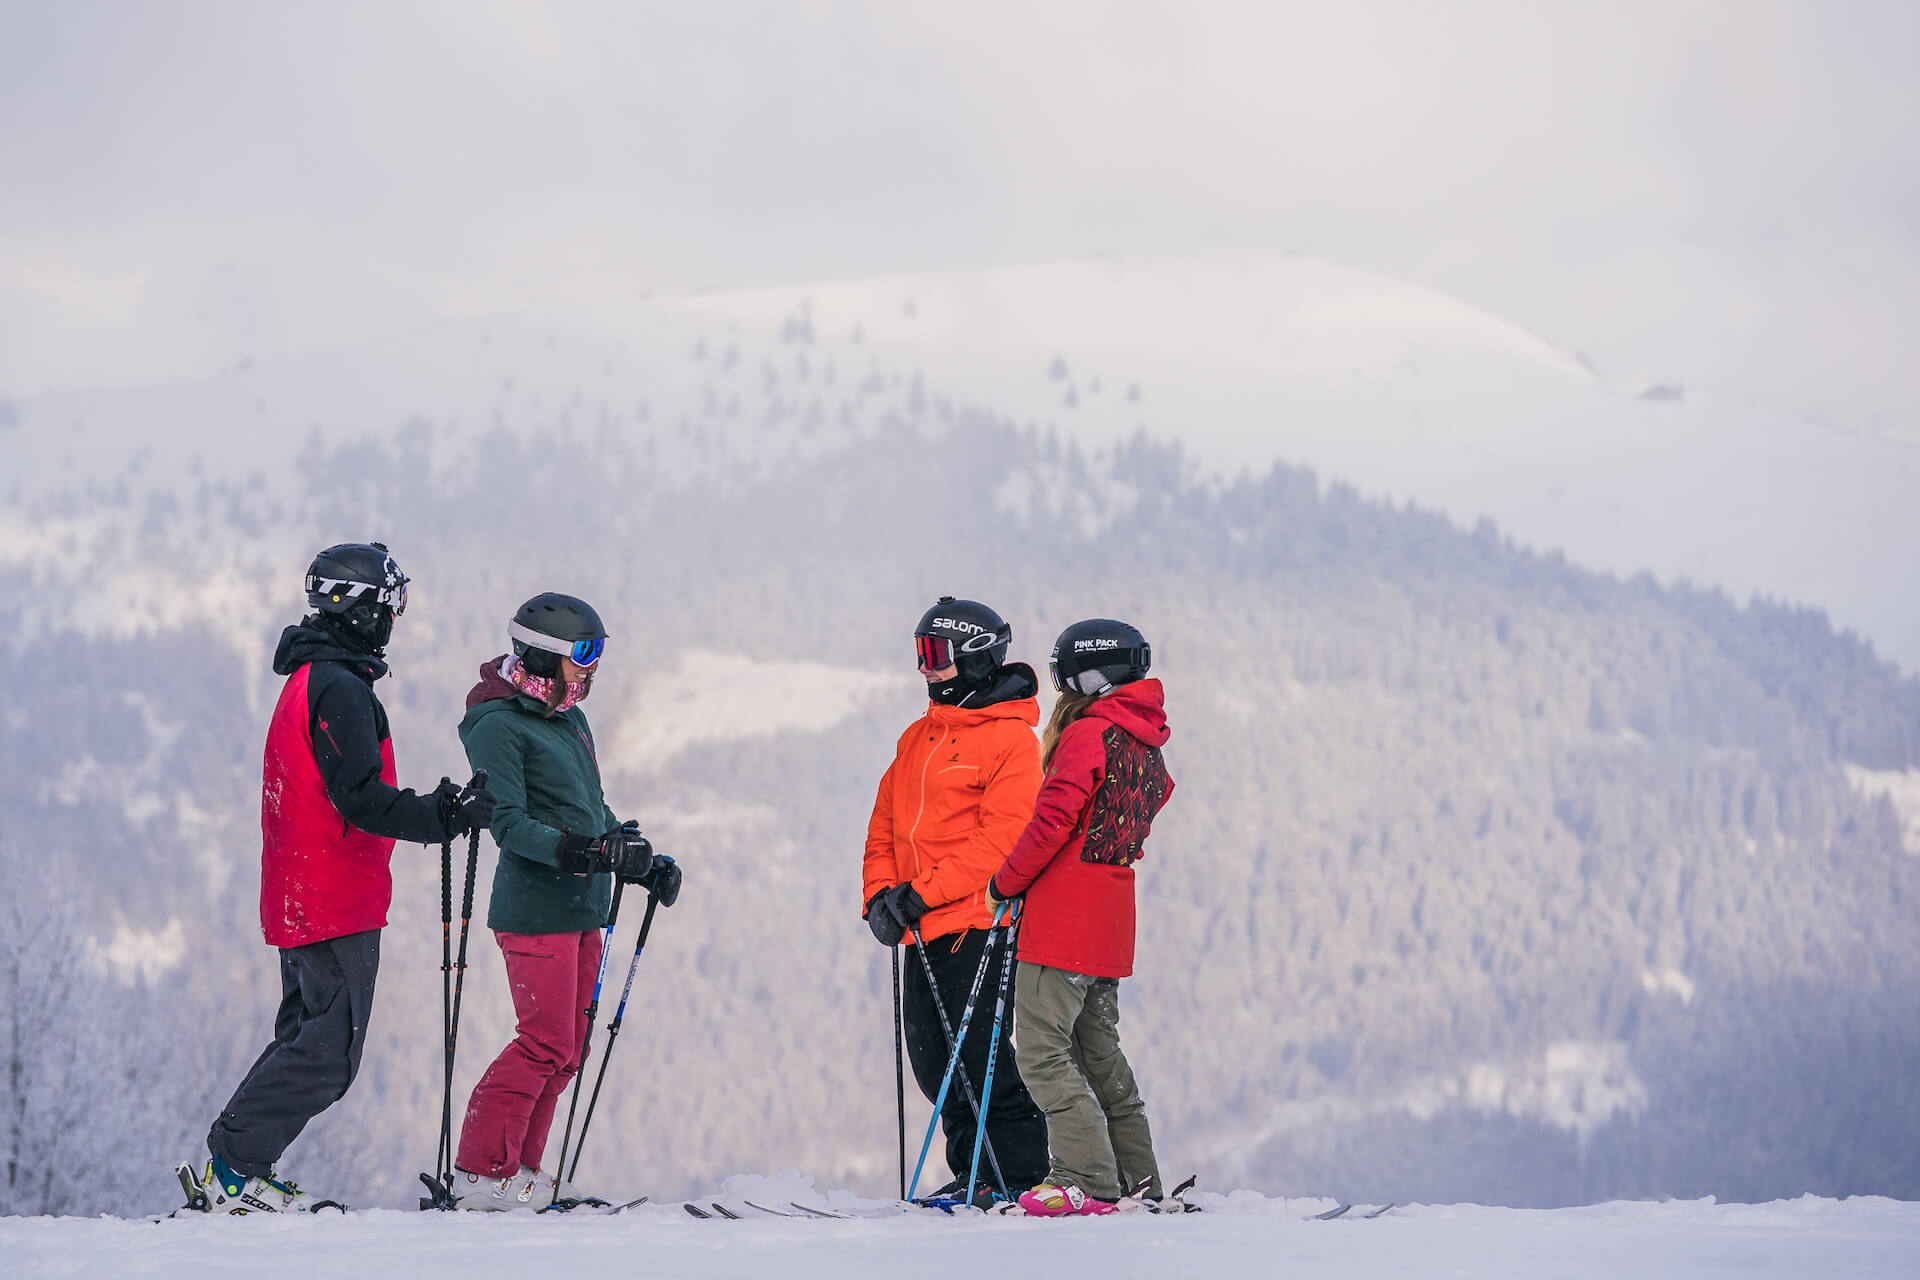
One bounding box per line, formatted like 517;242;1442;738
989;618;1174;1217
181;542;497;1215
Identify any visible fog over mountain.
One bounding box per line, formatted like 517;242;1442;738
5;260;1917;1216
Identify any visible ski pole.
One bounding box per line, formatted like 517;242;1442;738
966;902;1021;1204
434;820;453;1185
566;890;659;1184
907;900;1008;1202
892;944;907;1202
910;930;1010;1199
421;769;486;1210
446;791;485;1122
549;876;625;1205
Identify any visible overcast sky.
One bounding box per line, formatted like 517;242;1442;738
2;0;1916;431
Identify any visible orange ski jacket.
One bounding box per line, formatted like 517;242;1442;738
864;675;1044;946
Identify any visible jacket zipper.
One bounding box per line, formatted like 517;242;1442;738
904;731;939;884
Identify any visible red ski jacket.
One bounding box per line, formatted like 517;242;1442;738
259;620;449;948
991;679;1174;979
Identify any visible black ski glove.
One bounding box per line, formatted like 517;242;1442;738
866;882;929;945
434;777;498;838
556;829;655;881
641;855;682;907
882;882;930;927
865;889;904;946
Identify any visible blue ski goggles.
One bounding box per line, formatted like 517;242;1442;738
508;620;607;668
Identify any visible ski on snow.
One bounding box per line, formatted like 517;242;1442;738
1308;1201;1397;1220
540;1195;649;1215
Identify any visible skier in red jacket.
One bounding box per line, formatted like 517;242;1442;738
989;618;1173;1217
180;543;496;1214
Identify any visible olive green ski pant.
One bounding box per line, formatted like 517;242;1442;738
1012;961;1162;1202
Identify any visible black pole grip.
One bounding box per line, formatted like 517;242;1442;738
459;826;482;922
437;777;455;927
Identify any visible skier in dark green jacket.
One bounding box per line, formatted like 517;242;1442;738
451;593;682;1209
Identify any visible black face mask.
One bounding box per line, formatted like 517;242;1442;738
925;671;981;706
320;604;393;654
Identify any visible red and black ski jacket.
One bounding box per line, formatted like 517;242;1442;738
991;679;1174;979
259;619;449;948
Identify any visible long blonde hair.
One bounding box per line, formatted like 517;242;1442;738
1040;689;1101;769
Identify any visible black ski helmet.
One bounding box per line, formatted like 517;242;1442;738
509;592;608;677
1050;618;1151;696
304;542;408;652
915;596;1011;700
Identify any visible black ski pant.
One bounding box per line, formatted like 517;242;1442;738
208;930;380;1178
902;925;1049;1192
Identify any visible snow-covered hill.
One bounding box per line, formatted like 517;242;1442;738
4;1175;1917;1280
8;248;1916;668
8;248;1920;1220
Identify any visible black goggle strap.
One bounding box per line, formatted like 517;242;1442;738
916;625;1003;670
1050;643;1148;696
307;574;407;614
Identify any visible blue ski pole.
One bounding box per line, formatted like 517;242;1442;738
910;930;1010;1199
966;901;1021;1205
907;899;1008;1202
566;889;660;1183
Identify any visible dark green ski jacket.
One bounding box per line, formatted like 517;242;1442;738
459;657;619;935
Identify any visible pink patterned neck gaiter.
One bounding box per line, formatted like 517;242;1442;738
507;658;587;714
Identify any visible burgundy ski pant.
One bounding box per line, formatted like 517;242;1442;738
455;928;603;1178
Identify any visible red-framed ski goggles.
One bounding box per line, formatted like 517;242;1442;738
914;634;956;672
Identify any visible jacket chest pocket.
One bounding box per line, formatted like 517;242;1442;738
935;760;982;788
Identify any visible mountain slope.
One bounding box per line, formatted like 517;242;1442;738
10;249;1915;667
7;407;1920;1214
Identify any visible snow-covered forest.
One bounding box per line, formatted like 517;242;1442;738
4;291;1918;1217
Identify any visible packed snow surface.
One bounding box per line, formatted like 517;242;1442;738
4;1174;1917;1280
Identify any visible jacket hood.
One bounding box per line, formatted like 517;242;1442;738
927;662;1041;727
1085;677;1169;747
272;618;388;682
465;655;525;711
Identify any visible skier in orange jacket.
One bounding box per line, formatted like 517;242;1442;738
864;596;1050;1201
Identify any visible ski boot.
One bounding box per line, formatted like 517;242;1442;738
176;1157;343;1214
1017;1181;1118;1217
452;1166;548;1211
918;1175;1003;1211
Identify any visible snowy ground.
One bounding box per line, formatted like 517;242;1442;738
5;1174;1917;1279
